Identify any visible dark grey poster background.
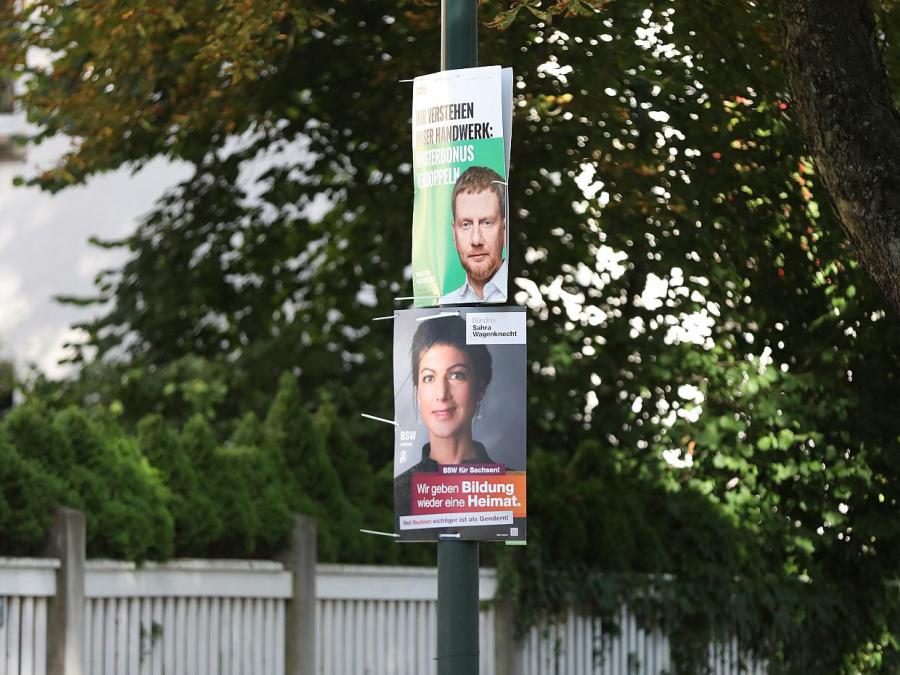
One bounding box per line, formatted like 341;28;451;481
393;306;527;477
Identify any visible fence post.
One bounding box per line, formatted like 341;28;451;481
45;507;85;675
281;514;317;675
494;597;520;675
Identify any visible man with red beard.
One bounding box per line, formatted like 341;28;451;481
439;166;508;304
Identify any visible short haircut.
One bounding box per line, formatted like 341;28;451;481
451;166;506;223
410;315;493;393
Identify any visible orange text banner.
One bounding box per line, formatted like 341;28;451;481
410;472;526;518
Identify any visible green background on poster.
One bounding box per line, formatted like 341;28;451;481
411;136;507;305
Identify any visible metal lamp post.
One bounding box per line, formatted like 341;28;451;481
437;5;481;675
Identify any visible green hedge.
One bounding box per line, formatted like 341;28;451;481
0;374;400;562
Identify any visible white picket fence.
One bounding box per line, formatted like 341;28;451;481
316;564;498;675
83;560;290;675
315;567;765;675
519;607;671;675
0;558;57;675
0;555;764;675
517;610;764;675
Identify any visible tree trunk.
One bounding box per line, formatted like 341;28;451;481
778;0;900;311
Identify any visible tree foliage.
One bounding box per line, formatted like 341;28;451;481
5;0;900;671
3;401;173;560
0;375;410;564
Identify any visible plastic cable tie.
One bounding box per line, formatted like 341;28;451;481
416;311;460;322
360;529;400;538
360;413;397;426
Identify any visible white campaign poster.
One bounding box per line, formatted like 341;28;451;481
392;306;527;542
410;66;513;306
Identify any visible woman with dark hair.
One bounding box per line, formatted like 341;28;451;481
395;314;498;518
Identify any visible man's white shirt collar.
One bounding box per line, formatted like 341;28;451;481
440;258;508;305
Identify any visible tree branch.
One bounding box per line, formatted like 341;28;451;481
778;0;900;311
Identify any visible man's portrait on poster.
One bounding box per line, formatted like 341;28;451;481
439;166;508;304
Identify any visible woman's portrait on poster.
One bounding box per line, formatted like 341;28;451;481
393;310;526;534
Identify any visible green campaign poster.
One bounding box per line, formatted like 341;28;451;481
411;66;513;306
